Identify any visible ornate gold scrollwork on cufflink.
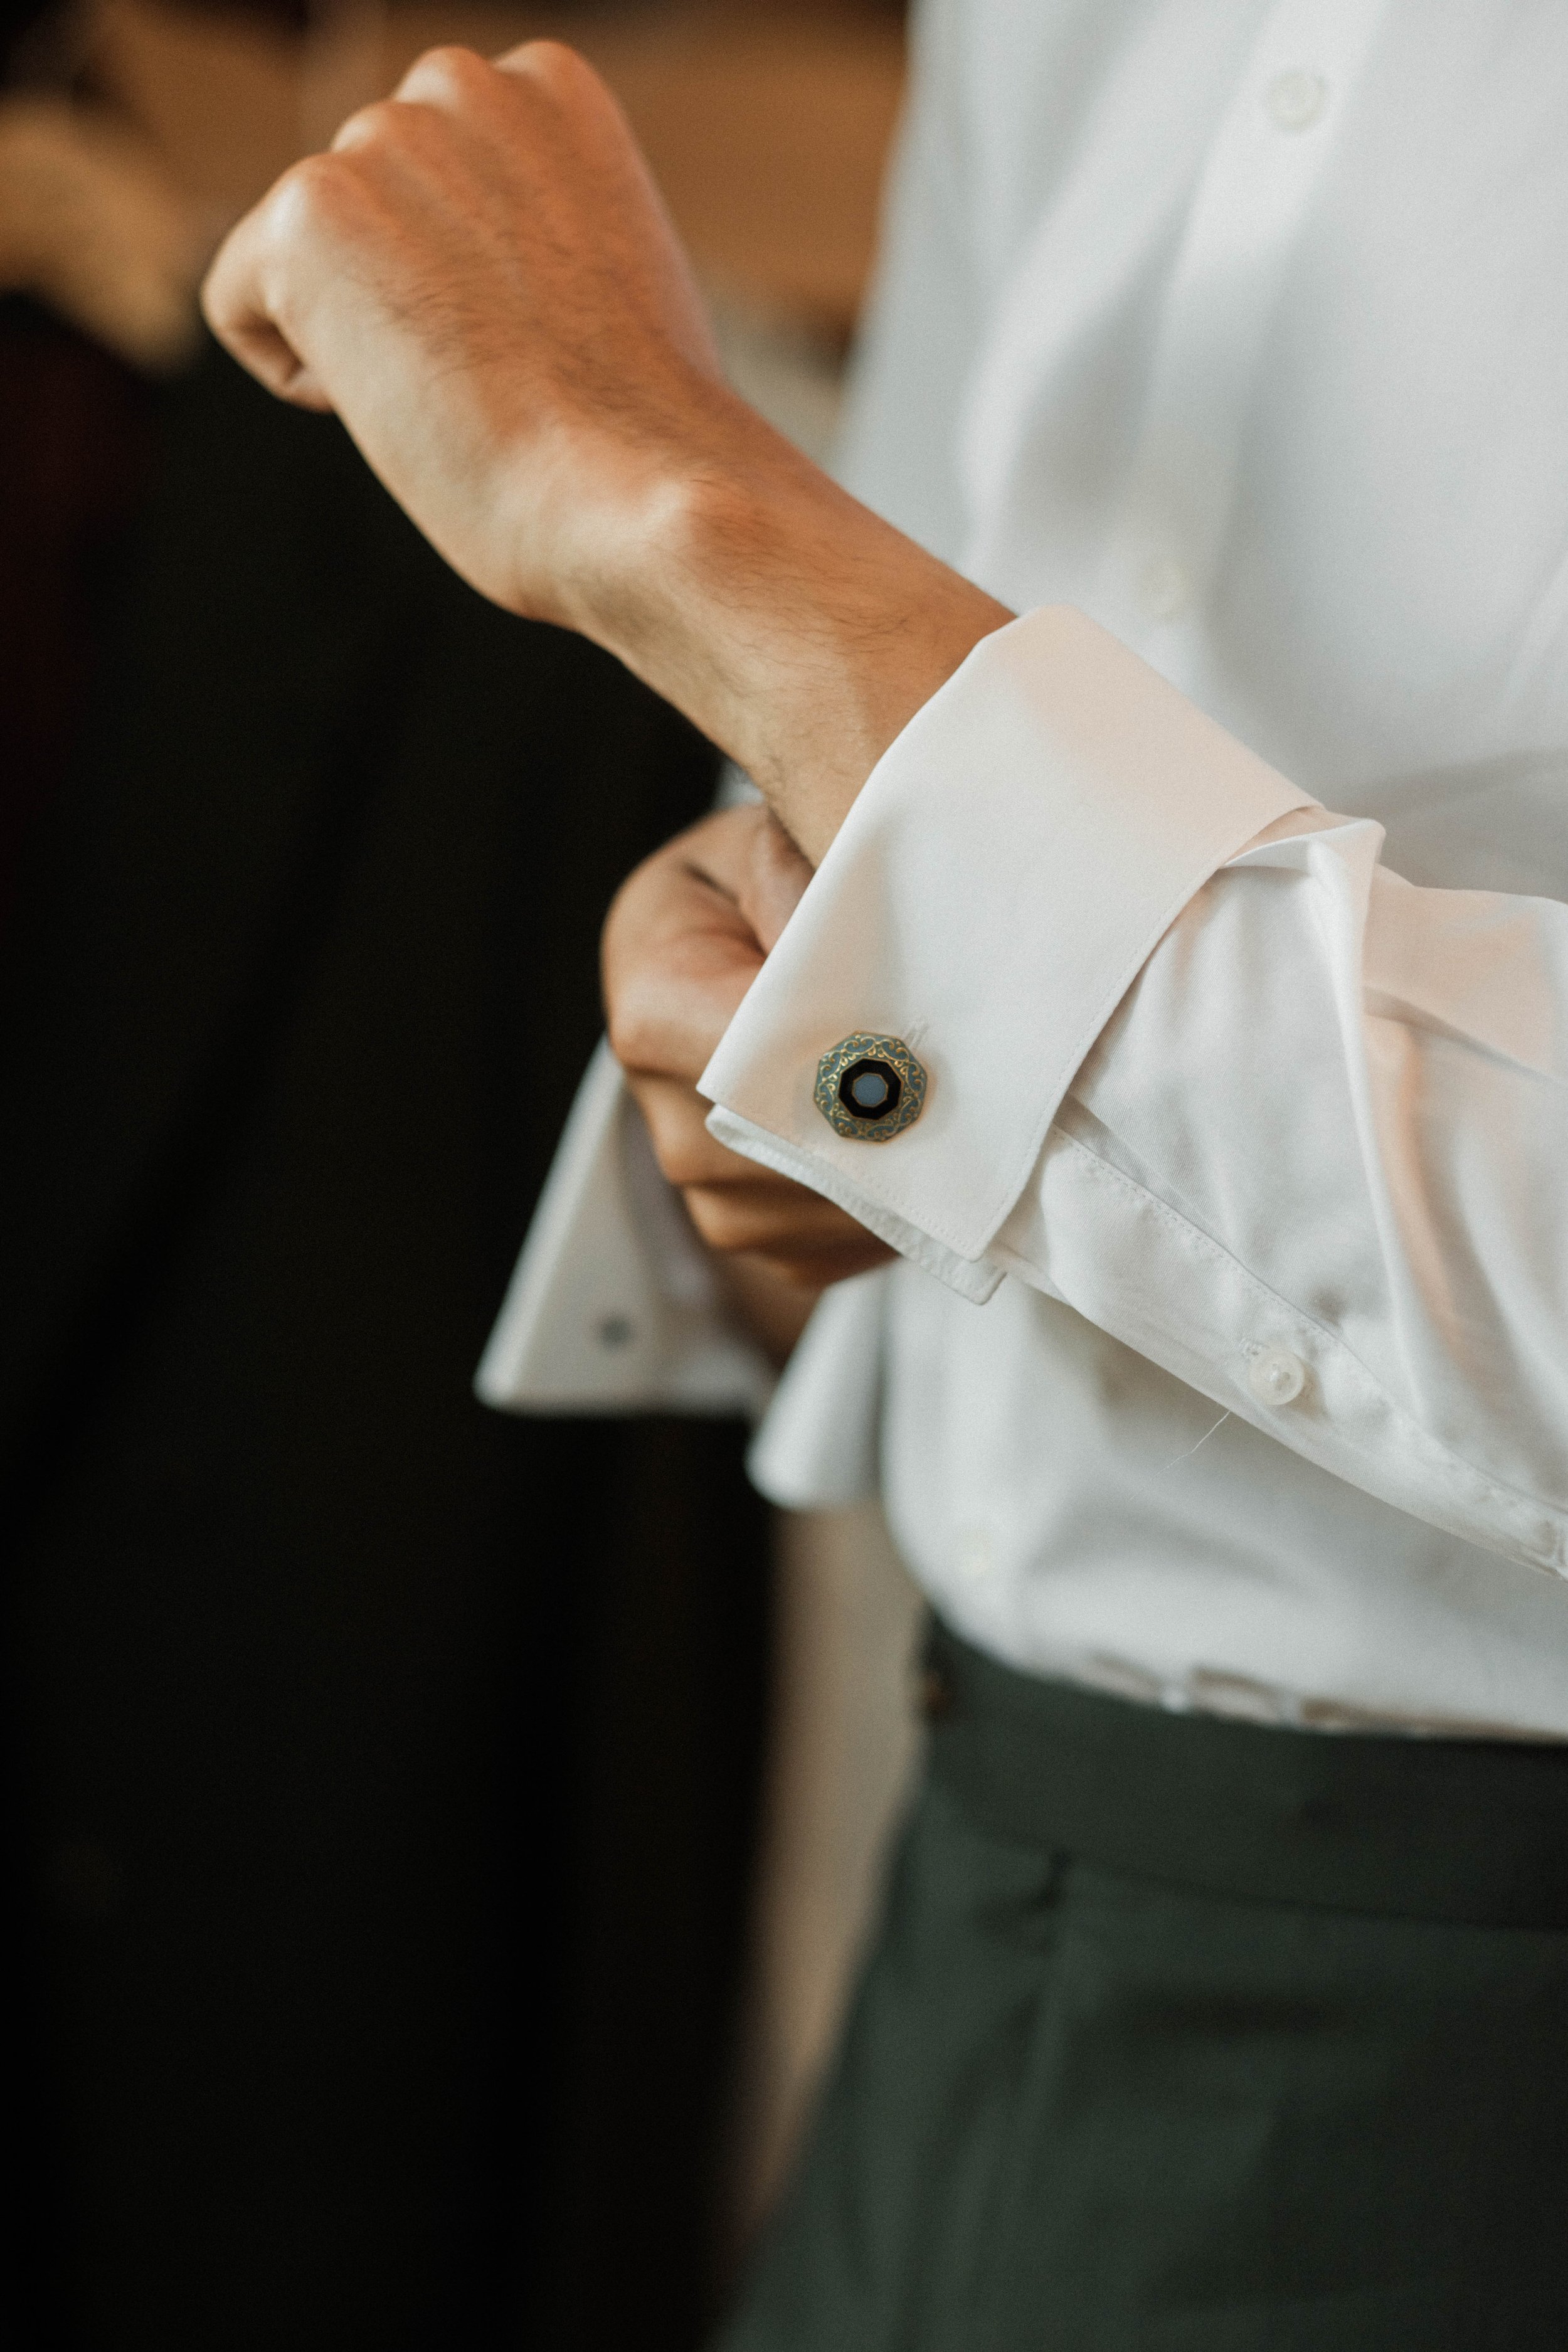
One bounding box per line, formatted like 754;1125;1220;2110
814;1034;927;1141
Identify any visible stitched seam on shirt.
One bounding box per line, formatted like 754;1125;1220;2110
706;1108;1002;1301
1052;1128;1565;1537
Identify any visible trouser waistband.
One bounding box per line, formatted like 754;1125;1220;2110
923;1621;1568;1929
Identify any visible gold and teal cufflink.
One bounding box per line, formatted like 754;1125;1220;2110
815;1034;926;1141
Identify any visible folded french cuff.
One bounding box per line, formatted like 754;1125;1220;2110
698;606;1316;1281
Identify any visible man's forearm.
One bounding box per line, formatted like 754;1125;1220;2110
200;39;1012;866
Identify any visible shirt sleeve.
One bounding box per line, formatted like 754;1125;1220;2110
698;606;1568;1577
474;1037;773;1418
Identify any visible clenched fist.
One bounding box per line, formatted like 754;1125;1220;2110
202;41;1010;859
203;41;735;625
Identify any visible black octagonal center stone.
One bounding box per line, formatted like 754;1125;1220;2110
838;1057;901;1123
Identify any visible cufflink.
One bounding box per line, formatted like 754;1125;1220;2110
814;1034;926;1141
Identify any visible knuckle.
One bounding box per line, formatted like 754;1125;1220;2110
336;95;395;140
656;1140;712;1189
403;41;492;102
281;150;336;204
513;38;593;93
602;859;679;961
685;1185;816;1260
605;1000;657;1073
648;1110;719;1190
686;1194;753;1256
271;151;356;235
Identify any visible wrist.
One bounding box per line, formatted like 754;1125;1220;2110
561;397;1012;863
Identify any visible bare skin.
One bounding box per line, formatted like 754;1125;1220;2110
202;42;1008;1305
603;806;896;1327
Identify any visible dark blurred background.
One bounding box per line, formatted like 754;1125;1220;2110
0;3;911;2344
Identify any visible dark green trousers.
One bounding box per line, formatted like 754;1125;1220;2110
721;1624;1568;2351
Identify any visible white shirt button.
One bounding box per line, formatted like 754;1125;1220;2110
1247;1347;1308;1409
1266;69;1328;132
956;1527;995;1584
1136;555;1192;622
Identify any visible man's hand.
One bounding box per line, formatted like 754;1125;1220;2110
202;42;1011;862
203;42;725;625
604;807;894;1314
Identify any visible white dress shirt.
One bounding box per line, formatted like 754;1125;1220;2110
480;0;1568;1739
